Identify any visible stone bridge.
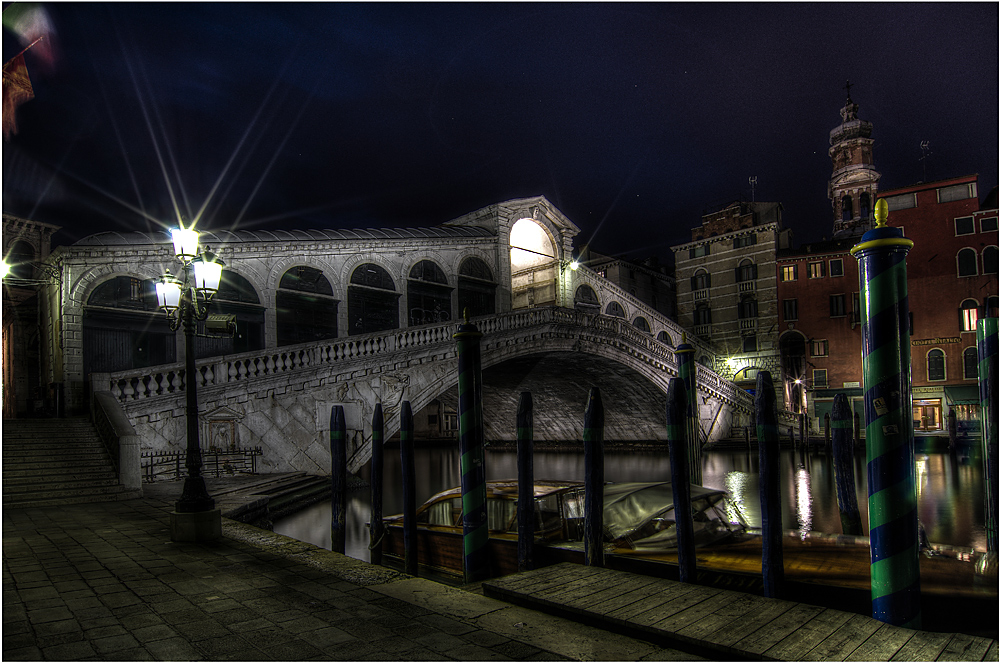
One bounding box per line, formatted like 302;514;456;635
95;306;755;475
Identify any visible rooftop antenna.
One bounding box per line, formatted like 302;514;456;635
749;176;757;204
919;141;932;182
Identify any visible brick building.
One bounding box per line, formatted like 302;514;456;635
777;175;998;433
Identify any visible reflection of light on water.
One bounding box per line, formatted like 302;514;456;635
724;471;751;525
915;455;928;497
796;465;812;539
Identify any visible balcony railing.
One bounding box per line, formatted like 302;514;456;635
739;318;757;331
694;289;709;301
738;281;756;293
694;324;712;337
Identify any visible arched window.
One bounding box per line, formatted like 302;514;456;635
574;284;600;312
734;366;759;383
983;246;998;274
964;347;979;379
736;260;757;282
196;271;265;358
605;301;626;318
457;257;495;318
83;275;174;374
277;266;338;346
656;331;673;347
349;264;399;335
960;299;979;332
958;248;978;277
927;349;946;381
694;304;711;326
842;195;853;221
691;268;711;291
859;192;871;219
4;240;35;279
407;260;451;326
632;316;650;334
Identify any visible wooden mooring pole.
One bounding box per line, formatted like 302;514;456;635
400;401;418;576
330;405;347;554
454;314;488;583
369;403;384;566
584;387;605;568
517;392;534;572
667;378;696;583
832;394;862;536
756;370;784;599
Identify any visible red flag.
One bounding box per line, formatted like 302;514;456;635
2;53;34;140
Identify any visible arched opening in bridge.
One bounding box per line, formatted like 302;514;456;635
349;263;400;335
656;331;674;347
633;316;651;334
510;218;558;309
457;257;496;318
407;260;452;326
605;301;625;318
196;271;265;358
277;266;338;346
573;284;600;312
83;275;175;374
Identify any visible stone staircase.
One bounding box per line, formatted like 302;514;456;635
2;417;141;508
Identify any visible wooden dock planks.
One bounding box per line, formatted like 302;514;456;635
481;562;998;662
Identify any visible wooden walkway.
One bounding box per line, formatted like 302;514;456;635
482;563;998;661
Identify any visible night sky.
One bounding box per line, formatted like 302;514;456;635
3;3;997;263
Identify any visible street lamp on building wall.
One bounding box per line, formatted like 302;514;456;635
155;226;225;539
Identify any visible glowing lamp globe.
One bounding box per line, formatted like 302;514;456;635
192;250;224;298
170;227;200;263
156;271;182;311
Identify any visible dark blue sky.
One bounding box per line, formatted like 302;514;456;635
3;3;997;262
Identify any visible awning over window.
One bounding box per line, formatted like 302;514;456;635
945;385;980;405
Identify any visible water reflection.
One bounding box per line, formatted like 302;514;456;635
273;444;987;563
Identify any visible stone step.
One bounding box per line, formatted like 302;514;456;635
2;457;113;471
3;487;142;509
3;475;122;493
3;483;135;503
3;442;107;453
3;469;119;485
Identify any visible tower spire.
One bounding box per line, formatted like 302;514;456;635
828;84;881;238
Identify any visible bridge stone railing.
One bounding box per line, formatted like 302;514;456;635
98;306;752;414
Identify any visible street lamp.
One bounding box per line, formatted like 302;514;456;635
156;226;225;538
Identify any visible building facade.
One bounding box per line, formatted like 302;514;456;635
777;175;998;433
671;201;792;398
586;253;676;322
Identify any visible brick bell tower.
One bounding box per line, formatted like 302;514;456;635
828;81;881;238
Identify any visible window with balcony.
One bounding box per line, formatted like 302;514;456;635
738;298;758;319
830;294;846;317
829;258;844;277
961;299;979;332
783;298;798;321
694;305;712;326
955;216;975;236
781;264;798;282
691;269;711;291
811;339;829;357
808;262;825;279
736;260;757;282
964;347;979;380
958;248;978;277
927;349;946;381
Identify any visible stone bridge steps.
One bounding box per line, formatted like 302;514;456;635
2;418;140;509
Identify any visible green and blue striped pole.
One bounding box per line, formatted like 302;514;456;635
666;378;696;583
583;387;605;568
400;400;418;576
850;198;920;628
454;312;488;583
369;403;385;566
330;405;347;555
755;370;784;598
675;334;702;485
977;317;998;551
517;391;534;572
832;394;862;536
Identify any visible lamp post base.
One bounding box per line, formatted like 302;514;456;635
170;509;222;542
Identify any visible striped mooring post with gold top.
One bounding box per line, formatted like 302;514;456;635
850;198;920;628
977;317;998;551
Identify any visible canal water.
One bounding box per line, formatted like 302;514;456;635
273;443;988;563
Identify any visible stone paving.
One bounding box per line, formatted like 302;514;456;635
2;491;704;661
